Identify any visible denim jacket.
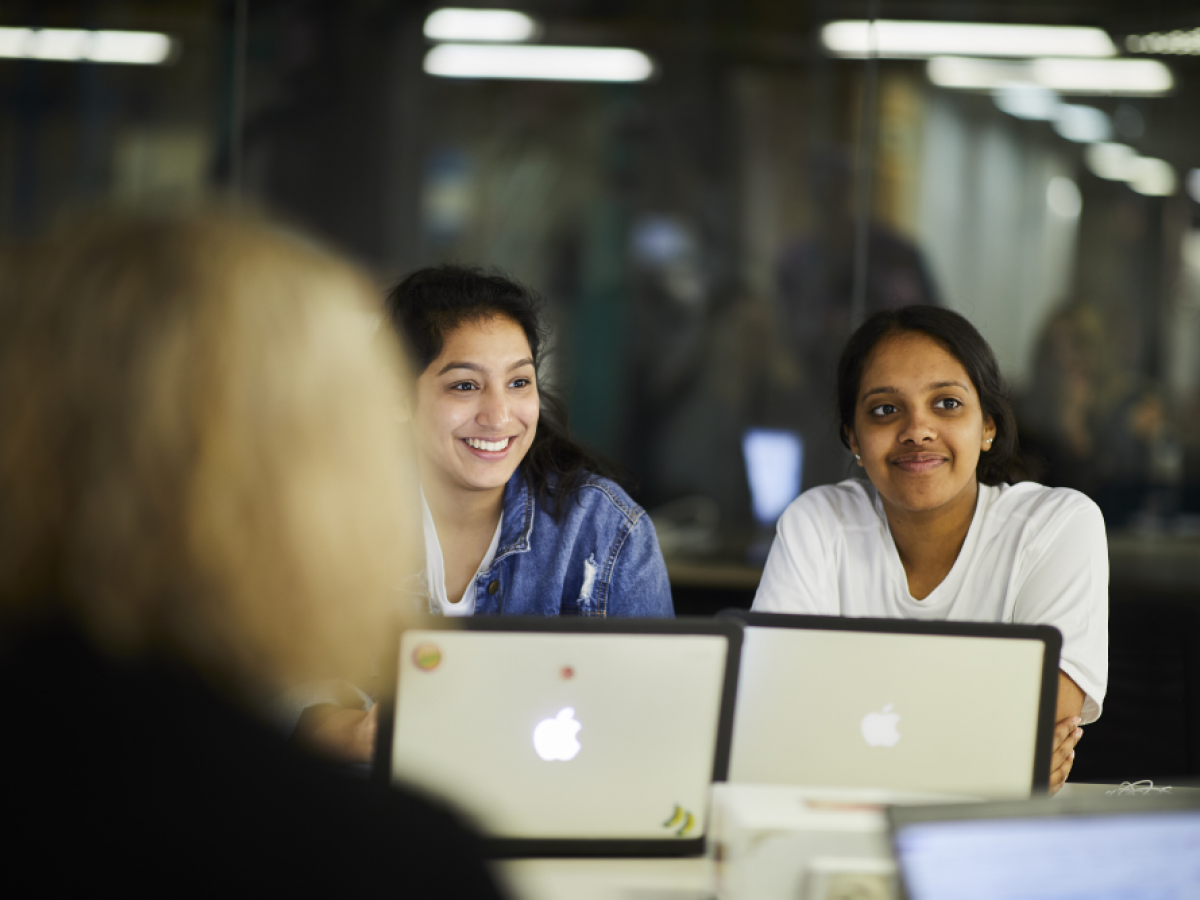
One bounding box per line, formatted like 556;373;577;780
435;469;674;618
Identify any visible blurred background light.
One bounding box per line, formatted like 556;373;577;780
1085;144;1177;196
1032;58;1174;95
992;82;1060;120
927;57;1029;89
822;20;1116;59
1128;157;1177;197
0;27;172;64
929;57;1173;96
1047;176;1082;218
424;43;653;82
1126;29;1200;56
423;8;539;43
1188;169;1200;204
1086;143;1138;181
1054;104;1112;143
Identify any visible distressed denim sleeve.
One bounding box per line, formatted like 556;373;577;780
606;511;675;617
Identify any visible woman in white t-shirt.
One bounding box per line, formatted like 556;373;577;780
753;305;1107;793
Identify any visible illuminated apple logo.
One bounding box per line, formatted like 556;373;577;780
860;703;901;747
533;707;582;761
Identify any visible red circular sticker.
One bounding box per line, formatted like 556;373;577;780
412;643;442;672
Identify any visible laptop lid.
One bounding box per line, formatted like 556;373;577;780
719;611;1061;798
888;792;1200;900
374;617;742;857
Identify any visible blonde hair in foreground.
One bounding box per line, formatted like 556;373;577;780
0;210;417;699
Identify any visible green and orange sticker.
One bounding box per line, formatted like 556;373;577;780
412;642;442;672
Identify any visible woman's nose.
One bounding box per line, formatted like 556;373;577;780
477;389;510;430
899;409;936;443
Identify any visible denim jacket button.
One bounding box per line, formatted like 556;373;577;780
487;580;500;595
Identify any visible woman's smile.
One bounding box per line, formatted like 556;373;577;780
890;452;947;474
462;436;515;455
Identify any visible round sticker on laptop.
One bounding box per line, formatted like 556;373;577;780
412;642;442;672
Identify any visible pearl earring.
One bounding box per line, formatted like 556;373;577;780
986;438;994;444
854;454;861;460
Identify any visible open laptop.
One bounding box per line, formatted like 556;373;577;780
889;791;1200;900
374;617;742;857
719;611;1061;798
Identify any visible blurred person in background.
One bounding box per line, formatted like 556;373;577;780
0;211;507;895
752;306;1107;794
1020;301;1169;529
775;149;942;490
292;264;674;763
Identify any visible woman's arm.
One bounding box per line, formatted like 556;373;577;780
268;679;377;763
291;703;378;764
1050;671;1085;795
605;511;674;617
1011;494;1109;724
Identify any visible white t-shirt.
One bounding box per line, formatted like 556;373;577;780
421;491;502;617
752;479;1108;723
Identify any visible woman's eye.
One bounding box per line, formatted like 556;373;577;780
449;382;478;392
869;403;897;416
510;377;533;389
934;398;962;410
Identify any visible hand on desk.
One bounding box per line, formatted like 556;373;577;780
292;702;378;764
1050;670;1086;795
1049;715;1083;795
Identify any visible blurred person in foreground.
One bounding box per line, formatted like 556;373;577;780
0;210;507;895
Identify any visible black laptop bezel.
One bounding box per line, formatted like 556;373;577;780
373;615;744;858
717;609;1063;794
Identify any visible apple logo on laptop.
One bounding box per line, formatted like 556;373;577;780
533;707;582;761
860;703;901;747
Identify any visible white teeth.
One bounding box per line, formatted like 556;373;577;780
466;437;510;452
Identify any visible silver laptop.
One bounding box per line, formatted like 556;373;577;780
889;792;1200;900
720;611;1060;798
375;617;742;856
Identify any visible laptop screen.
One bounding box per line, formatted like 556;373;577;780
377;619;741;855
892;800;1200;899
723;613;1060;797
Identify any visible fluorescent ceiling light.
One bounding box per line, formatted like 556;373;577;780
1085;143;1137;180
1127;29;1200;56
928;57;1173;96
1085;143;1177;196
1054;104;1111;143
822;20;1116;59
1128;157;1176;196
0;27;172;64
1033;58;1173;95
424;43;653;82
424;8;539;42
992;82;1060;120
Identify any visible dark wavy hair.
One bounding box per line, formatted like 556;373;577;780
384;264;614;518
836;305;1036;486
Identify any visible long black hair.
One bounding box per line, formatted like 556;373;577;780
384;264;616;518
835;305;1038;485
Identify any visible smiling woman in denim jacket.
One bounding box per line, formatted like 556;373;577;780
289;266;674;762
386;264;674;620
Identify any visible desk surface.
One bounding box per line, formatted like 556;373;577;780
497;782;1200;900
498;856;712;900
